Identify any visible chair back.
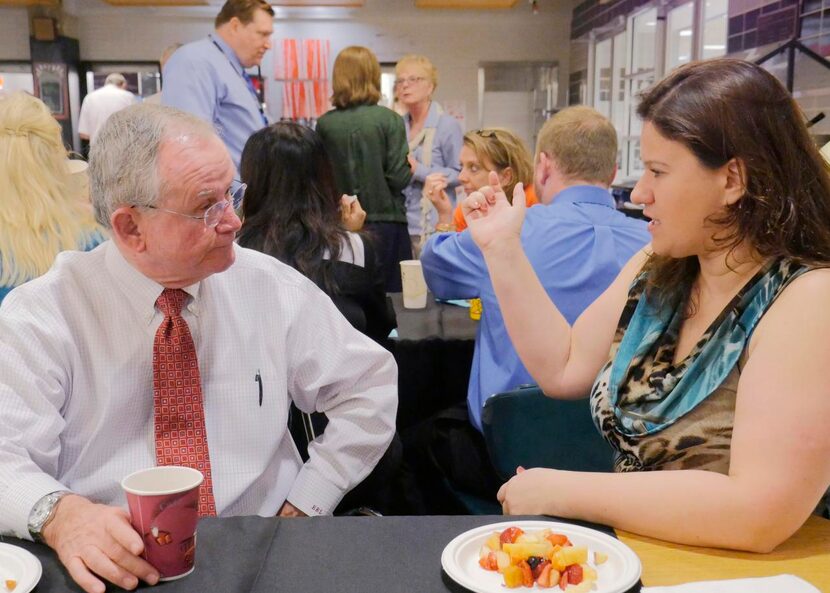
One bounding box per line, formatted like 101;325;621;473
481;385;614;480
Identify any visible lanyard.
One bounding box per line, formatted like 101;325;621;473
211;38;268;126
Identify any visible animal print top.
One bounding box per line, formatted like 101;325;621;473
589;259;808;475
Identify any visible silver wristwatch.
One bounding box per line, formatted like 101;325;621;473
28;490;70;542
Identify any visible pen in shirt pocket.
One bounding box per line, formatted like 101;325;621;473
255;369;262;406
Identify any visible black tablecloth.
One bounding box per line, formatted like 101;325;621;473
9;515;641;593
388;293;478;430
390;293;478;341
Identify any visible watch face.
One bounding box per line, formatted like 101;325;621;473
29;492;65;535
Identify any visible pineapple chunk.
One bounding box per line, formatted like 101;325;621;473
565;580;593;593
515;532;541;544
502;541;554;562
581;564;598;582
485;533;501;551
553;546;588;568
502;565;523;588
594;550;608;565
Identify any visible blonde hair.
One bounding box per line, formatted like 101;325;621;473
331;46;381;109
535;106;617;185
464;128;533;201
0;92;103;286
395;54;438;90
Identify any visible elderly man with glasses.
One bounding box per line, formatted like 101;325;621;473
0;104;397;593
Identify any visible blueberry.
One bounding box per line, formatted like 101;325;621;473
527;556;543;571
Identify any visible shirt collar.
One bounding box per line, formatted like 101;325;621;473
405;101;442;131
209;32;245;77
104;241;202;326
547;185;616;210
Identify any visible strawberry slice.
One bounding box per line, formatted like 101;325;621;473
546;533;571;547
536;564;553;588
518;560;533;587
532;559;550;580
559;571;569;590
566;563;584;585
500;526;525;544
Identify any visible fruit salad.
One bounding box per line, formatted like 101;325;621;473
477;526;607;590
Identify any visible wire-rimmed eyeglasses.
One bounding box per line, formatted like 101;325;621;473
143;180;246;228
394;76;427;87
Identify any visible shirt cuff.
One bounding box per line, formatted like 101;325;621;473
285;466;345;517
0;473;70;540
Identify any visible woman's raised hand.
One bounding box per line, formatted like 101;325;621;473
424;172;452;219
463;171;526;252
340;194;367;231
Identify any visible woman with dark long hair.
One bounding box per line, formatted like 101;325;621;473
237;121;395;345
463;58;830;551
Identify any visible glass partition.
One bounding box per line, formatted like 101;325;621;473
666;2;694;72
702;0;729;58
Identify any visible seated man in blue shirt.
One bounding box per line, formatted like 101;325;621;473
410;106;650;511
162;0;273;171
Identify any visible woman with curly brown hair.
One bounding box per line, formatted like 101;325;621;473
463;58;830;551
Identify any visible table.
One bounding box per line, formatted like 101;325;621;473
7;514;829;592
5;515;628;593
617;514;830;590
388;292;478;430
390;292;478;342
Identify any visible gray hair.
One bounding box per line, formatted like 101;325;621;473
89;103;216;228
160;43;183;69
105;73;127;88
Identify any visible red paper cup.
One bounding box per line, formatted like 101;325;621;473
121;466;203;581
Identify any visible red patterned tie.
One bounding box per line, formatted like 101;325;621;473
153;288;217;516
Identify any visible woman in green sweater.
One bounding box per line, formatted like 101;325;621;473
317;45;413;292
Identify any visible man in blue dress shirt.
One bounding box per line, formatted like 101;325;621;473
162;0;273;171
409;106;650;511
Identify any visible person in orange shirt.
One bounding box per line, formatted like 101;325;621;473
424;127;537;233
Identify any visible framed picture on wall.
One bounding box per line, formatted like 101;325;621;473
33;62;69;120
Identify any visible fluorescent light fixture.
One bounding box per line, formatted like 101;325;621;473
645;21;656;26
703;44;726;50
679;29;692;37
678;55;689;61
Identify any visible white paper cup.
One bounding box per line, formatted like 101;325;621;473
400;259;427;309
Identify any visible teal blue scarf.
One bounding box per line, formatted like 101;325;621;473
609;258;812;436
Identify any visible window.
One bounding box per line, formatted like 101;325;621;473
588;0;729;181
593;37;613;117
666;2;694;72
624;8;658;180
701;0;728;59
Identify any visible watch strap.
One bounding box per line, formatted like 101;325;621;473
28;490;70;542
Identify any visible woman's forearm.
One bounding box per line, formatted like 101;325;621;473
531;469;809;552
481;239;574;395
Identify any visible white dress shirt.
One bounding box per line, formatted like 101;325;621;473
0;241;397;539
78;85;135;143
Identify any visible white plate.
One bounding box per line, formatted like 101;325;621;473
441;520;641;593
0;543;42;593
